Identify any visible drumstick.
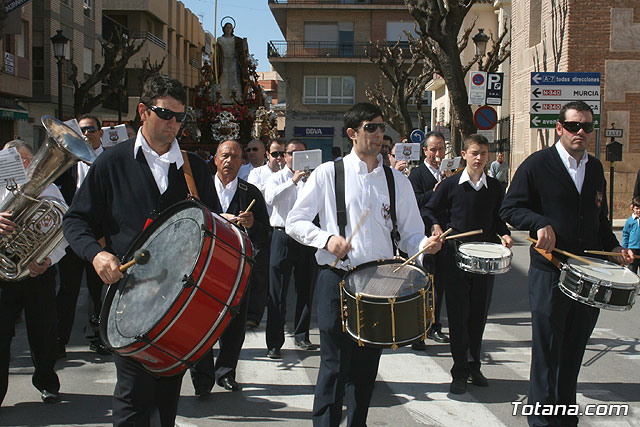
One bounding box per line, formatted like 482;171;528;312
119;249;151;272
230;199;257;222
525;237;594;265
393;228;454;272
584;250;624;257
330;210;370;268
496;233;506;245
442;229;483;241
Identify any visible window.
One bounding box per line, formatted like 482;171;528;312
529;0;542;47
83;47;93;75
32;46;44;80
304;76;355;105
16;21;27;58
84;0;93;18
386;21;417;44
304;22;354;57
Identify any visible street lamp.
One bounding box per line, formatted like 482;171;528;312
50;30;70;120
472;28;489;70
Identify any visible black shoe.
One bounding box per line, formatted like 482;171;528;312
218;376;241;391
41;390;60;403
89;342;111;355
411;340;427;350
267;348;281;359
449;378;467;395
427;329;449;343
294;339;315;350
194;385;211;397
469;370;489;387
246;319;258;328
56;339;67;360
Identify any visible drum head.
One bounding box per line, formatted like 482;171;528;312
106;205;207;348
344;260;427;300
458;242;511;259
567;257;640;287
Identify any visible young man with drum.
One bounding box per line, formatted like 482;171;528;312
286;102;442;426
63;75;221;426
424;133;513;395
500;101;633;427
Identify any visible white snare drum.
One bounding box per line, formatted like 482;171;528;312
559;257;640;311
456;242;512;275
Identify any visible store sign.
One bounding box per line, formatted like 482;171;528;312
293;127;334;137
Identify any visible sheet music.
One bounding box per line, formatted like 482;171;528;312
0;147;27;186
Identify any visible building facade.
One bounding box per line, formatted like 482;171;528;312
510;0;640;218
267;0;430;160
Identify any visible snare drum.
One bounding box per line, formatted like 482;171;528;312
340;259;433;349
456;242;512;275
100;199;253;376
559;257;640;311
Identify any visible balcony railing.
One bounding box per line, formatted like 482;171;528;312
190;59;200;69
268;40;411;59
269;0;406;4
131;32;167;50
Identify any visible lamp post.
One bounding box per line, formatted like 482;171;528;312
50;30;70;120
472;28;489;70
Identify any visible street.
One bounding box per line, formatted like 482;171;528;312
1;230;639;426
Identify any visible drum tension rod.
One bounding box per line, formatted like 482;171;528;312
134;333;194;370
182;274;240;317
200;225;256;264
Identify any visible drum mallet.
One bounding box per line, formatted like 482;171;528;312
230;199;256;222
393;227;454;272
330;210;370;268
119;249;151;272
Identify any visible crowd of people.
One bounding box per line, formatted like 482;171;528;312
0;73;633;427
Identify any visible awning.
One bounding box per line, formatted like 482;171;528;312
0;98;28;121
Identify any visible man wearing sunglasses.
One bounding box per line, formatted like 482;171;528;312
63;75;221;426
246;139;286;328
286;102;442;426
501;100;634;427
238;139;267;181
55;114;109;360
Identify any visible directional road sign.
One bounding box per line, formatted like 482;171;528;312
530;72;601;129
410;129;425;144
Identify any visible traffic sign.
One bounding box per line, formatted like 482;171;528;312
469;71;487;105
605;128;623;138
486;72;503;106
530;72;601;129
410;129;425;144
474;106;498;130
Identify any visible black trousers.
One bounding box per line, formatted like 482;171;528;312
56;248;104;345
313;267;382;427
190;290;249;390
527;266;599;427
425;256;445;332
440;242;494;380
247;229;271;325
112;355;183;427
0;267;60;405
266;229;317;350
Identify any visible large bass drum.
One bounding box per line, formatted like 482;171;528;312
340;259;433;349
100;199;253;376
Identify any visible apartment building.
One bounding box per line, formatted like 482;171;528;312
510;0;640;218
0;2;32;145
267;0;430;160
102;0;208;123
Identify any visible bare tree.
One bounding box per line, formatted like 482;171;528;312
405;0;511;151
130;55;167;129
365;38;434;139
69;31;144;116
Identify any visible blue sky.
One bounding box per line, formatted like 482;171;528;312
181;0;283;72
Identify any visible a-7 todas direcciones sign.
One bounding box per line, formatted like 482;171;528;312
530;72;601;129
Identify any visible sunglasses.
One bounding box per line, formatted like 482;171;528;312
270;151;285;158
361;123;386;133
245;147;261;152
561;121;594;134
81;126;98;134
286;150;303;155
146;105;186;122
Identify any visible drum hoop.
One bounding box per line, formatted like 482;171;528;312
343;286;427;303
564;261;640;290
101;198;210;350
345;258;426;275
457;242;512;259
559;267;636;311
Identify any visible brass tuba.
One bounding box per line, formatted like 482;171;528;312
0;116;98;281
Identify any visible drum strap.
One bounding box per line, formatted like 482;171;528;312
180;150;200;200
334;159;399;252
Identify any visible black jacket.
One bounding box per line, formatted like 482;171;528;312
500;144;618;271
222;178;270;251
408;163;439;234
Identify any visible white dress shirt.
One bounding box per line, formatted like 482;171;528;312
425;161;441;182
555;142;588;194
0;183;68;265
286;152;429;270
215;174;238;213
264;165;303;227
458;168;488;191
133;130;184;194
248;163;277;216
76;144;104;189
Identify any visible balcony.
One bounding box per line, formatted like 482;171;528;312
268;40;411;60
131;32;167;50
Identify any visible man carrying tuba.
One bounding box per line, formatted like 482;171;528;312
0;140;68;406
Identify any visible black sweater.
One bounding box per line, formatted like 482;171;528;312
408;163;439;233
500;145;618;271
62;140;221;263
224;178;270;251
425;171;509;243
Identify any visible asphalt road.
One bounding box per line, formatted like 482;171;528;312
1;230;639;426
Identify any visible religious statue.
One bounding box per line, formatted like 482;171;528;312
215;18;249;104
